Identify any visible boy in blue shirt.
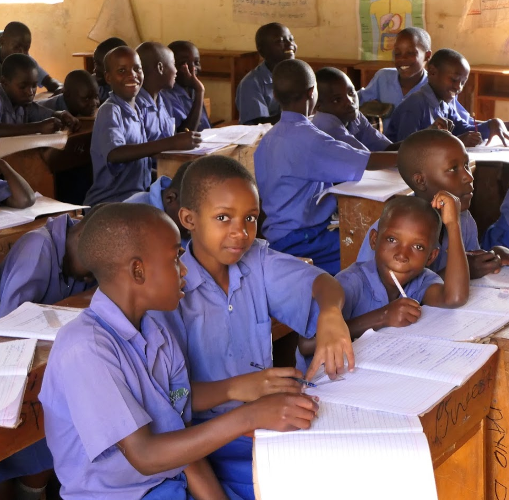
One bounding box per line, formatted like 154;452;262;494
357;129;509;277
0;53;79;137
482;190;509;250
313;67;394;152
39;70;99;117
236;23;297;125
40;203;318;500
155;154;355;499
387;49;509;146
0;159;34;208
162;40;210;132
254;59;397;275
0;22;62;93
84;47;201;205
92;37;127;103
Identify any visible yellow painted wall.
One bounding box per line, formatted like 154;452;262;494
2;0;509;120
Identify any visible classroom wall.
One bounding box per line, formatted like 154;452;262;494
2;0;509;120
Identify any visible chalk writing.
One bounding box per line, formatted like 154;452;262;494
232;0;317;27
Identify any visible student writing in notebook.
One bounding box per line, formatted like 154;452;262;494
153;155;354;500
357;130;509;277
254;59;397;275
0;159;35;208
39;203;319;500
84;46;201;205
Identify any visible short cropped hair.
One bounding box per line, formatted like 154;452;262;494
168;40;195;54
3;21;30;38
169;161;193;194
273;59;315;106
78;203;165;282
180;155;256;212
94;37;127;63
255;23;285;51
64;69;96;89
1;53;37;80
397;27;431;52
103;46;137;73
429;48;467;69
379;196;442;243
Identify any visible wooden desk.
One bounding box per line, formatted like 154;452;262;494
72;51;94;73
354;60;394;88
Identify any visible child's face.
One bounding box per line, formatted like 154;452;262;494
0;32;31;61
317;77;358;125
183;178;259;271
174;45;200;87
1;68;38;105
428;59;470;103
65;82;100;117
105;51;143;101
260;26;297;66
418;139;474;211
393;34;430;81
371;212;438;288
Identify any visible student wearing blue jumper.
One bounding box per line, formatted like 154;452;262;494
84;47;201;206
386;49;509;146
153;155;355;500
236;23;297;125
0;159;34;208
161;41;210;132
299;194;469;360
254;59;397;275
482;190;509;250
40;203;319;500
312;67;395;152
356;130;509;277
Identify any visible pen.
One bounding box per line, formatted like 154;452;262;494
472;112;479;133
389;270;407;298
250;362;317;388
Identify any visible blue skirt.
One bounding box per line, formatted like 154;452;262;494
0;439;53;481
270;221;340;275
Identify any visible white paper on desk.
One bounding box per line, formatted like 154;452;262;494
255;431;437;500
463;286;509;314
201;126;251;143
470;266;509;289
0;302;82;341
380;304;509;341
0;131;68;158
161;142;232;156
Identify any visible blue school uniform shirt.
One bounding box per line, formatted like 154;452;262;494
356;210;481;272
336;259;443;320
254;111;369;243
124;175;171;209
153;239;326;420
482;190;509;249
386;83;490;142
161;83;210;131
0;179;11;203
236;62;279;125
0;214;92;317
39;289;191;500
0;84;53;124
84;92;151;205
38;93;68;112
311;111;392;151
136;87;175;140
98;84;111;104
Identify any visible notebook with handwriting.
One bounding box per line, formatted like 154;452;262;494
470;267;509;289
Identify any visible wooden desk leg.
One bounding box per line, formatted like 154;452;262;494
434;420;486;500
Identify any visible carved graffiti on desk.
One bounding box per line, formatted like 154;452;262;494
489;405;509;500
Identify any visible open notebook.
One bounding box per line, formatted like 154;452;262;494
0;302;82;341
306;329;497;416
470;266;509;289
0;338;37;428
255;403;437;500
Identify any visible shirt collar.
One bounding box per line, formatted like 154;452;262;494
314;111;348;131
108;92;143;121
172;83;191;100
422;83;443;109
136;87;157;109
362;259;390;303
258;61;273;84
280;111;311;124
149;175;172;210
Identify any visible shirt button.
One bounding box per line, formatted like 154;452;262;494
228;304;233;312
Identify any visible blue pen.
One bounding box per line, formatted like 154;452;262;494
250;362;317;388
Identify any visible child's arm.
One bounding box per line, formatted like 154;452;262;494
365;151;398;170
466;250;502;278
41;74;63;94
117;392;318;476
175;64;205;133
0;160;35;208
184;458;229;500
0;118;62;138
487;118;509;146
305;273;354;380
423;191;469;307
54;110;81;133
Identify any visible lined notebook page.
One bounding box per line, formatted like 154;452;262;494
470;267;509;289
0;302;82;341
380;305;509;341
463;287;509;314
255;431;437;500
355;329;498;386
306;368;453;416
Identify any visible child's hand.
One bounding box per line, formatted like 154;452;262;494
467;249;502;278
171;131;202;150
37;117;62;134
247;393;319;432
492;246;509;266
181;62;205;93
382;298;421;327
228;367;304;402
306;307;354;382
487;118;509;146
431;190;461;226
58;111;81;133
428;117;452;132
458;131;483;147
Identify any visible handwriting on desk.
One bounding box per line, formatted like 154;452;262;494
488;405;509;499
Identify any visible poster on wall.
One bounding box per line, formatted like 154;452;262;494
462;0;509;29
232;0;318;27
358;0;426;60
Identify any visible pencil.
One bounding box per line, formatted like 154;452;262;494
250;362;316;387
389;270;407;298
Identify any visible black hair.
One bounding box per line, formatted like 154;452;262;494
103;46;138;73
180;155;256;212
168;40;196;54
429;48;467;70
94;37;128;63
3;22;30;38
396;27;431;52
64;69;97;89
255;23;286;52
273;59;315;106
1;53;37;80
169;161;193;194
